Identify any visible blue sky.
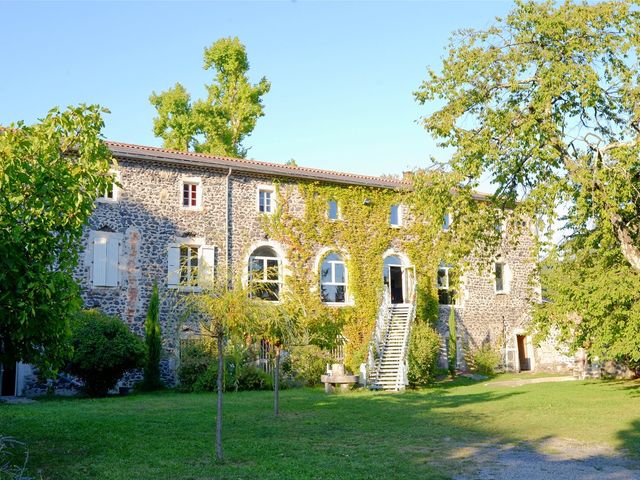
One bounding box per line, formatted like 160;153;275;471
1;1;513;177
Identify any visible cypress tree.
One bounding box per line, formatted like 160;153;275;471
143;281;163;390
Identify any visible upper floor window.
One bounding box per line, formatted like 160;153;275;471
328;200;339;220
437;263;454;305
181;177;202;209
248;246;281;301
320;252;347;304
97;170;120;203
91;230;122;287
443;212;452;231
390;205;401;227
167;239;215;290
495;261;510;294
257;186;275;214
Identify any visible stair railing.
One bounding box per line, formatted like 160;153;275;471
396;288;417;390
367;286;391;385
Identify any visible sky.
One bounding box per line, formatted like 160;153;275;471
0;1;514;178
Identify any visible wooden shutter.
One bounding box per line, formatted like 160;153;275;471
92;235;108;286
105;237;120;287
167;244;181;287
200;245;216;286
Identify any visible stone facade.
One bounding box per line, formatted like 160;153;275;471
17;141;568;395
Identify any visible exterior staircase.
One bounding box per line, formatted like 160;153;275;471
368;303;415;391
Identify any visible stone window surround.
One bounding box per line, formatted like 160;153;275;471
96;169;121;204
256;184;276;214
180;176;203;210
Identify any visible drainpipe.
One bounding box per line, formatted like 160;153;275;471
226;168;232;286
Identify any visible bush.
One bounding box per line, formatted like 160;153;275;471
177;341;213;391
288;345;331;386
447;307;457;377
407;321;441;387
67;310;146;397
465;342;502;376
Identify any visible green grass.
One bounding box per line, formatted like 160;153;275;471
1;377;638;479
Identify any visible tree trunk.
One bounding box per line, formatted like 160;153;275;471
274;346;280;417
216;331;224;462
611;214;640;272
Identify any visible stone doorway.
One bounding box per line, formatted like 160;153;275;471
517;335;531;372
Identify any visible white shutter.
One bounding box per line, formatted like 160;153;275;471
200;245;216;286
167;244;181;287
92;235;107;286
105;237;120;287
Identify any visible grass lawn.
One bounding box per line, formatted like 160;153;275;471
1;377;638;479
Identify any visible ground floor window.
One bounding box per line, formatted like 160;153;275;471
249;246;281;301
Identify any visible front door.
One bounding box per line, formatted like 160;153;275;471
0;363;16;396
517;335;531;371
389;266;404;304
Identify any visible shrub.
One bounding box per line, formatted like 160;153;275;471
447;307;457;377
465;342;502;376
67;310;146;397
288;345;331;386
141;281;163;391
407;321;441;387
177;341;213;391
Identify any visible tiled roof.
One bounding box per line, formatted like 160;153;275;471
106;141;409;189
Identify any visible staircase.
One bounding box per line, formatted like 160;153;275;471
369;303;414;391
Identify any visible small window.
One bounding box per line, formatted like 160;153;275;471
443;213;452;231
182;178;202;208
248;246;281;301
437;263;455;305
97;170;120;203
320;252;347;304
91;231;121;287
328;200;339;220
390;205;401;227
257;186;275;214
495;262;510;294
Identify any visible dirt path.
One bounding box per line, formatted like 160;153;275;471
485;376;577;388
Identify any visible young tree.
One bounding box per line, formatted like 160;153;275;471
185;276;262;461
0;105;113;375
416;0;640;271
150;37;271;158
142;281;163;390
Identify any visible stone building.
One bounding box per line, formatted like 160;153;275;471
3;141;571;396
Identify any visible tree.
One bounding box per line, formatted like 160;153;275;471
185;276;263;461
416;0;640;271
142;281;163;390
0;105;113;375
150;37;271;158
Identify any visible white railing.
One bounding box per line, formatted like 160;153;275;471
396;290;417;390
367;286;391;384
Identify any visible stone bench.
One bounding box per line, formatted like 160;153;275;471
320;364;359;393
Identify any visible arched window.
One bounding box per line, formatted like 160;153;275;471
248;246;281;301
320;252;347;303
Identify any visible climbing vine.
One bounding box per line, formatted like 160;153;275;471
263;171;504;372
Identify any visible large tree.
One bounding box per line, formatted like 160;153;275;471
150;37;271;158
0;105;114;374
416;0;640;270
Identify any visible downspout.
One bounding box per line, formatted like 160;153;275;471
226;168;233;286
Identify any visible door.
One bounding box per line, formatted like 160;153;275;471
389;266;404;304
517;335;530;371
0;362;16;396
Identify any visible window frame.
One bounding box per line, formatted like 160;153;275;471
248;247;282;301
443;212;453;232
390;204;402;228
437;263;455;305
320;253;348;305
257;185;276;214
327;200;340;221
494;261;510;294
181;177;203;210
167;237;213;292
96;170;120;204
90;230;122;288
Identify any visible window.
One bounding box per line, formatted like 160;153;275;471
248;246;281;301
443;213;452;231
181;178;202;208
91;231;121;287
495;262;510;294
97;170;120;203
320;252;347;304
328;200;339;220
257;186;275;214
167;239;215;289
437;263;454;305
390;205;401;227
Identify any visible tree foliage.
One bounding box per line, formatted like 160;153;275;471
142;281;163;390
150;37;271;158
416;0;640;272
0;105;113;374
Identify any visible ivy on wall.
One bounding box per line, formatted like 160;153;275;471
263;171;506;372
